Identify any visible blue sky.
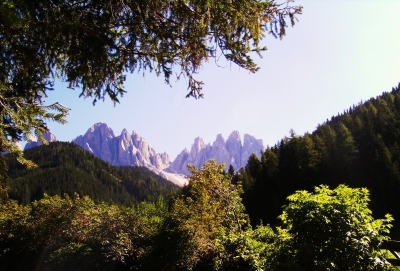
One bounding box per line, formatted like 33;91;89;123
43;0;400;159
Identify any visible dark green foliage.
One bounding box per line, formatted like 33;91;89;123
6;142;179;205
0;155;9;200
1;0;302;102
243;83;400;233
233;167;254;192
228;164;235;179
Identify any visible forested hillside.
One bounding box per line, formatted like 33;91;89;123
3;84;400;269
1;161;393;270
6;142;179;205
237;83;400;232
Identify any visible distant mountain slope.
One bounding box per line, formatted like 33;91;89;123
167;132;264;175
72;123;187;186
239;83;400;232
72;122;264;185
73;123;171;169
6;142;179;205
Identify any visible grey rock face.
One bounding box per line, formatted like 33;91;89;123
73;122;117;163
167;131;264;175
24;131;58;150
73;123;170;170
210;134;230;165
167;137;212;175
72;123;185;185
241;134;264;167
168;148;189;174
72;123;264;186
226;131;242;170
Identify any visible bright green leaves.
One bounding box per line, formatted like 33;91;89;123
274;185;394;271
214;225;277;271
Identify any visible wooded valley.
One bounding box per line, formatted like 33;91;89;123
2;85;400;270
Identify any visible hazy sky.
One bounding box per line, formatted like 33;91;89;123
42;0;400;159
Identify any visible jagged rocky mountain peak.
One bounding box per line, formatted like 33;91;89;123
240;134;264;167
244;133;263;144
225;131;242;170
228;130;241;141
71;123;264;186
193;137;205;148
214;134;226;145
22;123;264;187
89;122;115;136
168;131;264;174
72;123;186;186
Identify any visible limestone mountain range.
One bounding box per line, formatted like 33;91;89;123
167;132;264;176
25;123;265;186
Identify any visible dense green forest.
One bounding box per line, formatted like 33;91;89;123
0;161;395;270
235;83;400;234
6;142;179;205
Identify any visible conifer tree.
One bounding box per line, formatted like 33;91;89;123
0;0;302;169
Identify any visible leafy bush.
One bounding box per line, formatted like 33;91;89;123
270;185;394;271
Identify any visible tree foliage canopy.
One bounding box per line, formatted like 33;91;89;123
271;185;393;271
0;193;168;270
0;161;397;270
0;0;302;164
154;160;249;270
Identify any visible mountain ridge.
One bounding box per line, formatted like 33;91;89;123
167;131;264;175
72;122;186;186
71;123;265;185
